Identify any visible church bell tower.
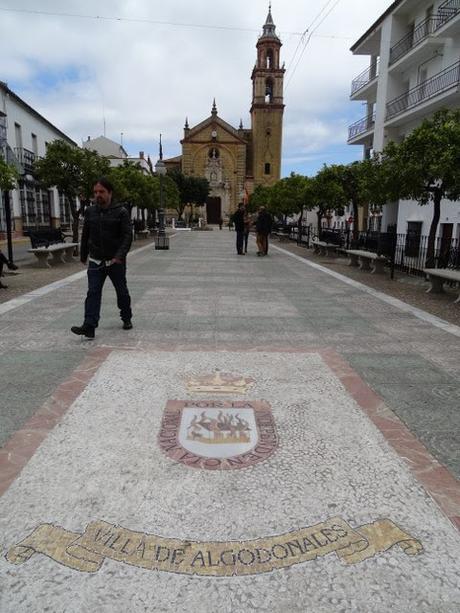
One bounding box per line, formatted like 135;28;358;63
250;5;285;186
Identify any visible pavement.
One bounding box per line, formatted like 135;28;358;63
0;230;460;612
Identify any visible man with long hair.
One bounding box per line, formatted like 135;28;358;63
71;177;133;339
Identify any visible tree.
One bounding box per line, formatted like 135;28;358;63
0;158;19;263
380;108;460;266
248;184;272;213
310;165;348;235
168;170;209;220
34;140;110;245
268;173;308;223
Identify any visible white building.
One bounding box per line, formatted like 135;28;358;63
0;81;78;237
348;0;460;244
82;135;153;174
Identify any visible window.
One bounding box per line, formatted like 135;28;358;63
266;49;273;69
14;123;22;149
405;221;422;257
265;78;274;103
31;133;38;155
264;163;271;175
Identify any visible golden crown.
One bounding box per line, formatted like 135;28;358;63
186;372;254;394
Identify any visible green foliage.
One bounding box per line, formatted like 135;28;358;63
380;108;460;205
168;169;209;218
248;184;272;212
0;158;19;191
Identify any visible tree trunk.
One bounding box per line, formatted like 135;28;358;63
352;199;359;241
425;190;442;268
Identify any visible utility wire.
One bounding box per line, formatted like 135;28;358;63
0;6;303;35
285;0;342;91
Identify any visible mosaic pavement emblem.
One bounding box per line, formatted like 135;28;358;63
6;517;423;576
158;400;278;469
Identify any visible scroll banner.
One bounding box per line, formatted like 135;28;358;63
6;517;422;576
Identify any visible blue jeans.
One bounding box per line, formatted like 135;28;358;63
84;260;132;328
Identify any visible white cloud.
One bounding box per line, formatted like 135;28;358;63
0;0;392;174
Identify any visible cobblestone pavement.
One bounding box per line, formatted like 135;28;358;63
0;231;459;612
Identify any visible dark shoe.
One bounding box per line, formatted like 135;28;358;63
122;320;133;330
7;262;18;270
71;324;95;339
0;282;8;289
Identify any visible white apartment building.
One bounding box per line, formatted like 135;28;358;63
82;135;153;174
348;0;460;245
0;82;78;237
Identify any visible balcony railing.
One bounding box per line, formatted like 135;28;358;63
14;147;36;173
351;60;380;96
348;112;376;140
386;60;460;120
390;5;460;65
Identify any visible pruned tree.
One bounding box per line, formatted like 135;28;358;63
380;108;460;266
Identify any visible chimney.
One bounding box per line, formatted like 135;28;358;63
87;136;91;141
139;151;144;159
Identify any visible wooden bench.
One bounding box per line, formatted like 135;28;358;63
28;243;79;268
346;249;388;274
312;239;339;257
423;268;460;303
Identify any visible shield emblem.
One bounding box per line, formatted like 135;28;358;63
158;400;278;470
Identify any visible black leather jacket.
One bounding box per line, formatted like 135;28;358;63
80;203;132;262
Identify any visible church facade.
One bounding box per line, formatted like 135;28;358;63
166;8;285;224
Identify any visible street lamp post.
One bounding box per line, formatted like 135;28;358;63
154;135;169;250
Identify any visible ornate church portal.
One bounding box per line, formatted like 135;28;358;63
166;7;285;223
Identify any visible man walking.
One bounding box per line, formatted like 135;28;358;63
231;203;246;255
256;206;273;256
71;177;133;339
0;248;18;289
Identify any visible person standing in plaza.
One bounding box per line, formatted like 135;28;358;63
256;206;273;256
0;248;17;289
243;208;251;254
231;203;246;255
71;177;133;339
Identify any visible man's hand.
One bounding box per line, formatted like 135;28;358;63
111;258;122;265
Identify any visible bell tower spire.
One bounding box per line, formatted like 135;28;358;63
250;6;284;186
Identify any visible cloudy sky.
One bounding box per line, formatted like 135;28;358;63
1;0;392;177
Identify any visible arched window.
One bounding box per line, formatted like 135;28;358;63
265;78;274;104
266;49;273;69
264;163;271;175
208;147;219;159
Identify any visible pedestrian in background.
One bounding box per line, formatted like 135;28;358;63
71;177;133;339
0;248;17;289
231;203;246;255
256;206;273;256
243;208;251;254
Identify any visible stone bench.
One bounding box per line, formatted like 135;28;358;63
312;240;339;257
346;249;388;274
28;243;79;268
423;268;460;303
135;229;150;239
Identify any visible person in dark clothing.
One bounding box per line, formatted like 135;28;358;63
243;209;251;254
256;206;272;256
231;203;246;255
0;248;18;289
71;177;133;339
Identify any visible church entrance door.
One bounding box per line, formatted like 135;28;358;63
206;197;221;224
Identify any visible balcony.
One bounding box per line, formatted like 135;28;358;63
347;112;376;143
386;60;460;121
351;60;379;97
14;147;36;174
390;4;460;66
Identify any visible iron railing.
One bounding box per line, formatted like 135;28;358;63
282;226;460;278
386;60;460;120
348;112;376;140
351;59;380;95
390;5;460;65
14;147;36;173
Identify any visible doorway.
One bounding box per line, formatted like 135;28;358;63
206;197;221;224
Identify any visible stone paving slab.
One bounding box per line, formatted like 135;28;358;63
1;349;460;612
1;231;460;612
